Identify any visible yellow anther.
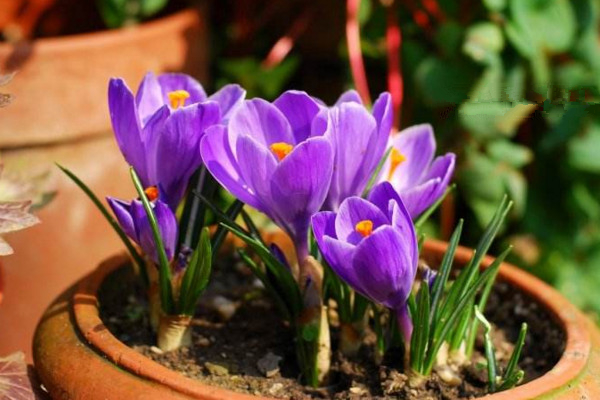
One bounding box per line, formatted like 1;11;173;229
167;90;190;109
388;148;407;180
144;186;159;201
270;142;294;161
355;220;374;238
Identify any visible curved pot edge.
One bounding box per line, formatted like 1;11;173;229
34;240;599;400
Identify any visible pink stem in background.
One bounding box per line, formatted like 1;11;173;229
262;8;312;69
346;0;371;105
386;3;403;132
420;0;446;23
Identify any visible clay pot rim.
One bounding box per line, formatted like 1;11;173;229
0;8;200;55
72;239;591;400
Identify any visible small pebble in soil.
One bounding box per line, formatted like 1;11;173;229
150;346;164;355
204;362;229;376
197;336;211;347
435;365;462;386
257;352;283;378
268;383;284;395
210;295;239;321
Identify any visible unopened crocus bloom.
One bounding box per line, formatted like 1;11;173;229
317;90;393;211
378;124;455;219
200;92;334;263
311;182;418;341
108;73;245;209
107;197;178;264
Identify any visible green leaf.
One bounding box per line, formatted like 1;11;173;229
502;323;527;384
504;63;527;103
459;102;536;139
483;0;507;12
474;306;497;392
463;23;505;65
435;22;464;57
509;0;576;54
487;140;533;168
568;123;600;172
139;0;168;17
96;0;130;28
178;228;212;315
410;283;430;374
415;57;476;107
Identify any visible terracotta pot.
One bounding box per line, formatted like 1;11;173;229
32;239;600;399
0;7;207;147
0;262;4;306
0;6;208;361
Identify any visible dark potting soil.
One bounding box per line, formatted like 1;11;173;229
99;256;565;400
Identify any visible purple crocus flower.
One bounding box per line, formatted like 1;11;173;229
107;197;178;264
200;91;334;263
108;72;245;209
378;124;455;219
311;182;418;342
316;90;393;211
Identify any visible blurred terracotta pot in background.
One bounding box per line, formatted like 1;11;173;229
0;6;208;360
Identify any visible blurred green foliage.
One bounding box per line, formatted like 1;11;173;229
354;0;600;315
97;0;169;28
210;0;600;316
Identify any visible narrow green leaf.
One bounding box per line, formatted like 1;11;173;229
424;262;501;374
475;306;497;392
57;164;148;286
430;220;464;326
179;228;212;315
241;210;267;245
466;246;513;356
194;192;247;233
211;200;244;259
410;283;430;373
502;322;527;383
130;167;174;314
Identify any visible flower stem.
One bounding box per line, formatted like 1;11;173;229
157;314;192;352
346;0;371;105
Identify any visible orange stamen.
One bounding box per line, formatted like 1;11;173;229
355;220;374;238
388;148;406;180
167;90;190;109
144;186;159;201
270;142;294;161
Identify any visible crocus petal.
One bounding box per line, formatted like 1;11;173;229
135;72;164;125
228;99;295;152
367;181;402;217
390;201;418;264
200;126;265;211
334;197;388;245
106;197;136;240
269;137;334;241
322;235;362;289
155;102;221;208
108;78;147;181
424;153;456;200
384;124;436;190
399;178;441;219
236;135;278;212
335;89;363;106
311;211;337;243
352;226;415;309
372;92;393;139
274;90;322;143
131;200;178;262
324;102;379;210
208;84;246;122
141;105;171;186
157;73;207;105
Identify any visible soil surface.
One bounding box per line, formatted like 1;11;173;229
99;256;565;400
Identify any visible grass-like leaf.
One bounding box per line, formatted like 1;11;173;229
130;167;174;314
57;164;148;286
362;147;393;197
211;200;244;258
410;283;430;373
501;322;528;386
475;305;497;392
221;222;303;318
178;227;212;315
